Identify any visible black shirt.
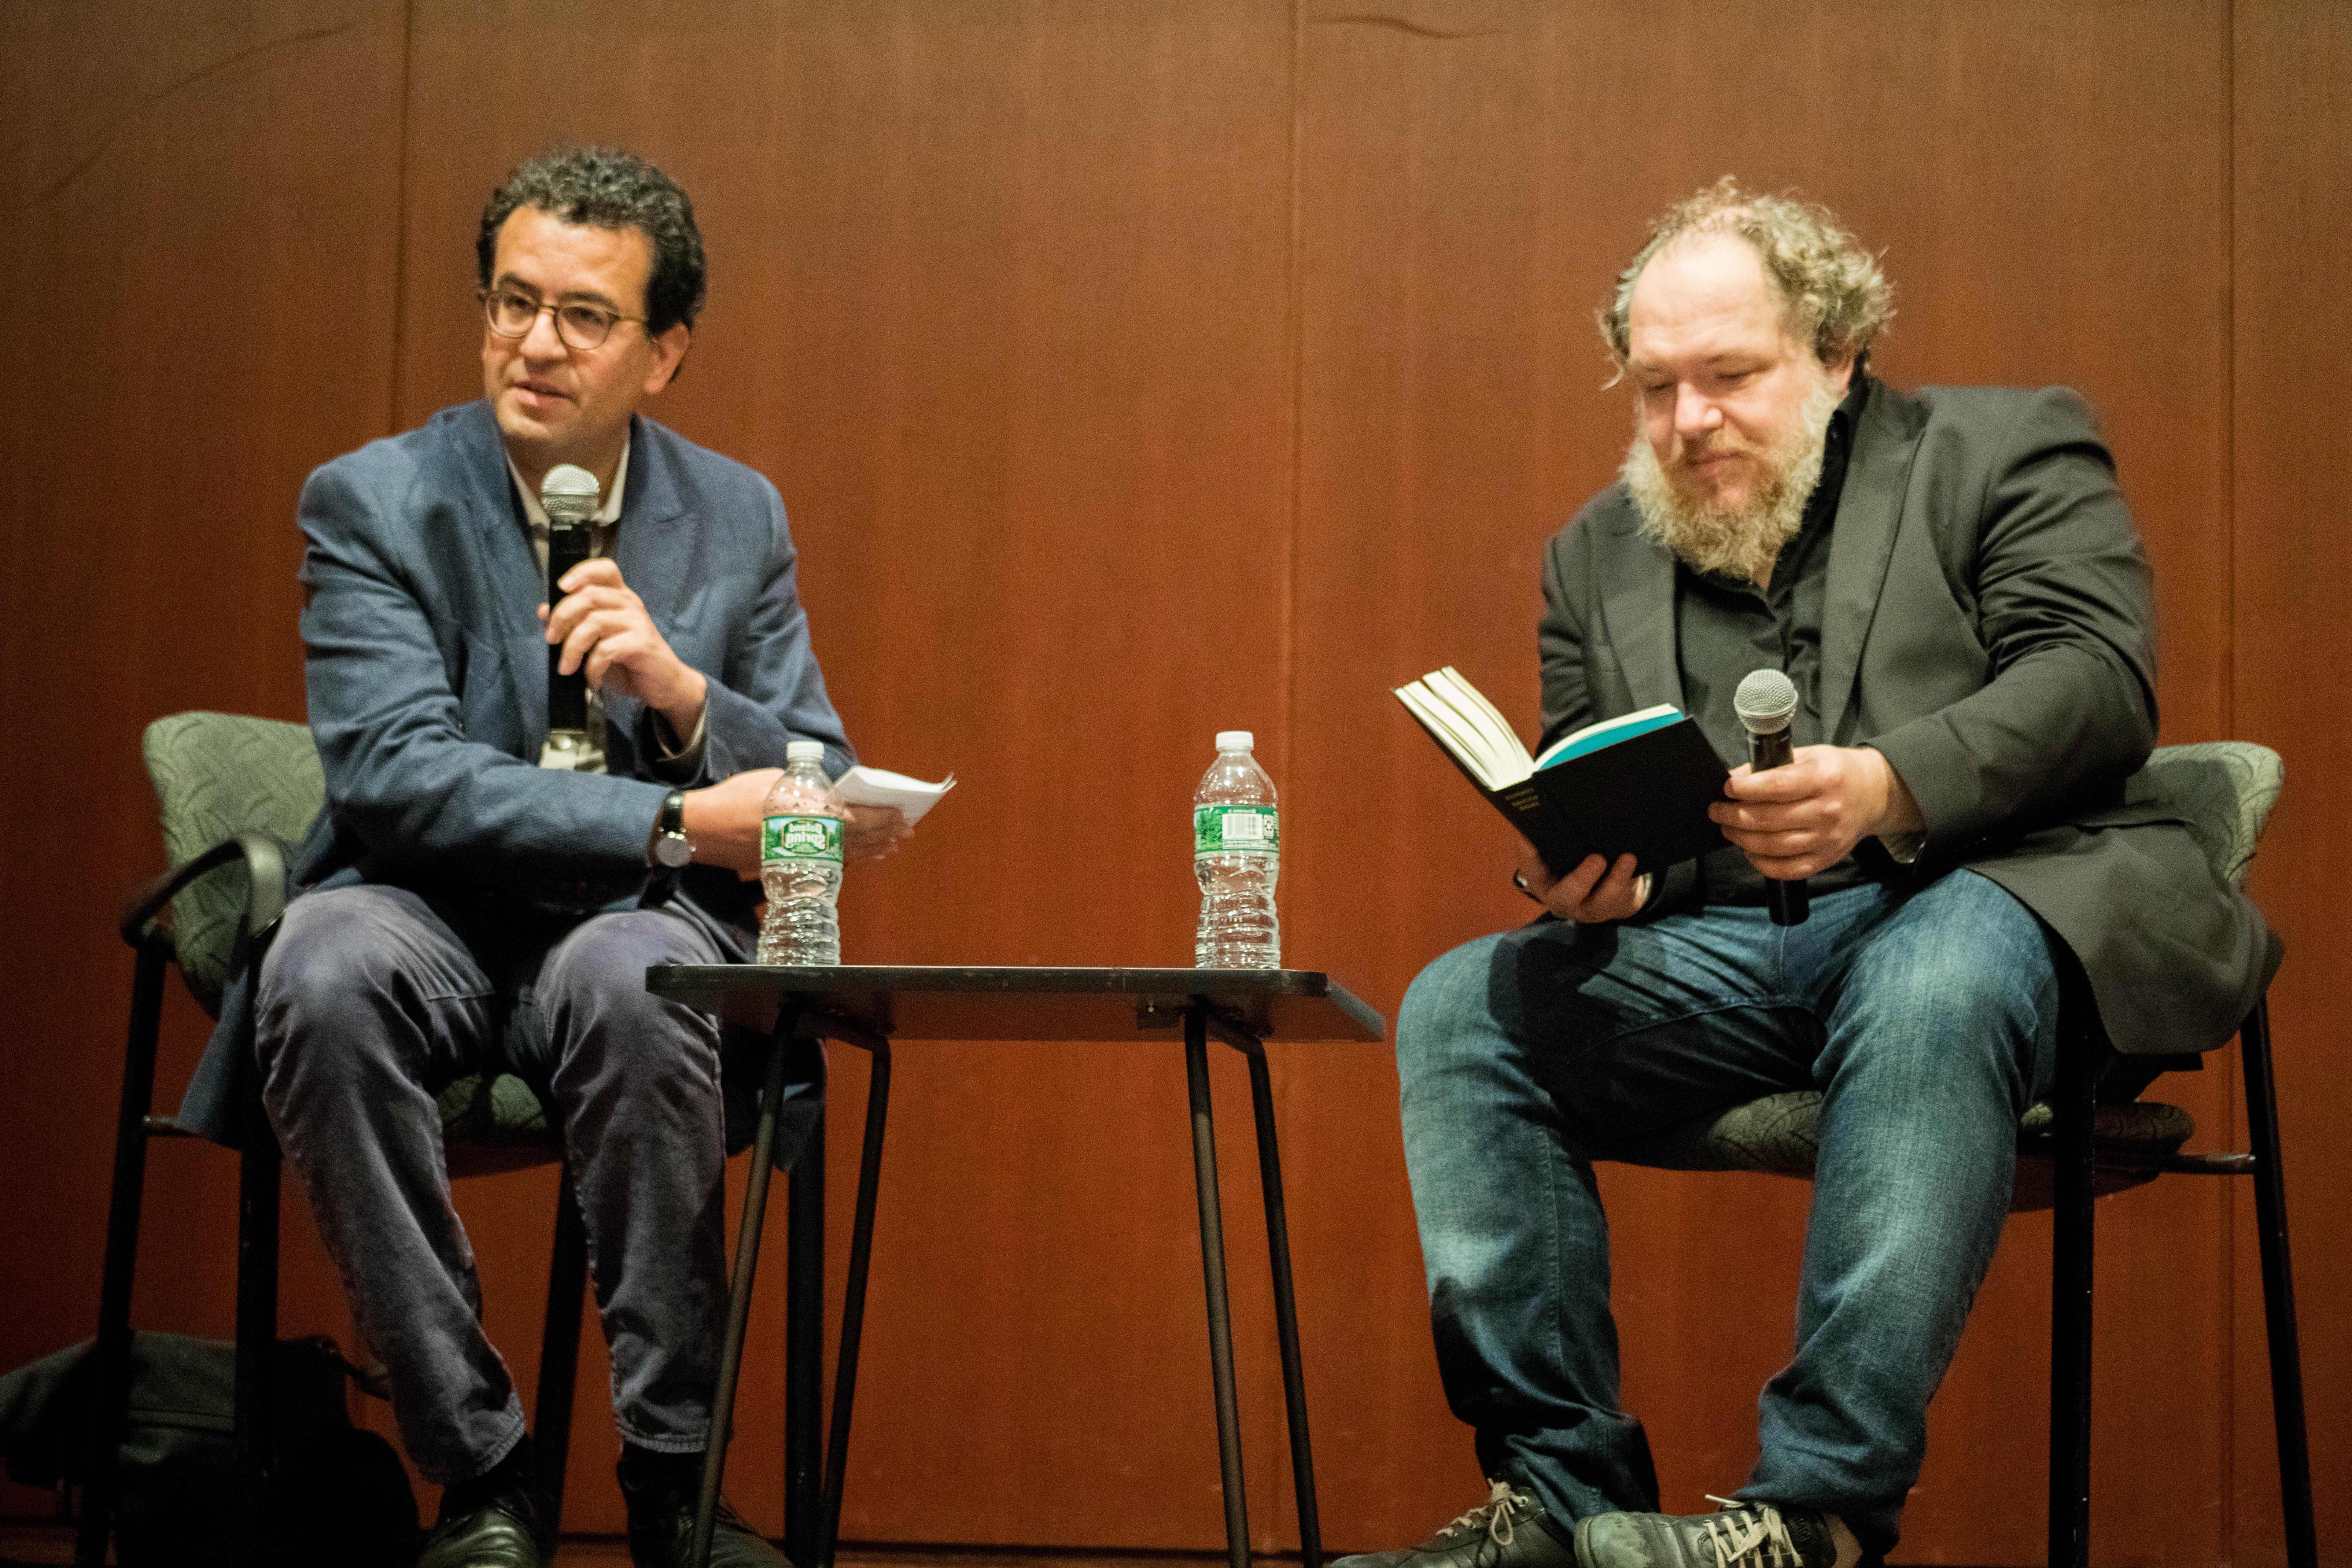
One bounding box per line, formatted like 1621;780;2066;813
1674;372;1876;905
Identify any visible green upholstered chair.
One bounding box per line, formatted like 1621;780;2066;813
81;713;591;1566
1597;742;2314;1568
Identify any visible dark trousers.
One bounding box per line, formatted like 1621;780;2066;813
254;883;734;1484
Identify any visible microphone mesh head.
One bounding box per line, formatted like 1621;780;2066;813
1734;667;1799;734
540;463;601;525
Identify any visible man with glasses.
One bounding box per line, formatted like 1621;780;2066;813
181;146;905;1568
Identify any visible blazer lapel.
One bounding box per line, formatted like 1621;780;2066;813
1597;510;1684;712
611;416;693;634
448;401;555;747
1819;384;1927;742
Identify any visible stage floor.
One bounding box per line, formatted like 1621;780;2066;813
0;1521;1315;1567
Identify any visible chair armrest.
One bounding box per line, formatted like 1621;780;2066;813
118;831;290;949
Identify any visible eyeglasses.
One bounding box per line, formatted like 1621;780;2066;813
480;288;644;350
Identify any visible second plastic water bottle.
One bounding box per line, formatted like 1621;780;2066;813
758;740;844;965
1193;730;1280;969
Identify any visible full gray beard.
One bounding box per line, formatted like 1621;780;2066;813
1621;377;1842;583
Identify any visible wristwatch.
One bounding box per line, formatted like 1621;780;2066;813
649;789;693;870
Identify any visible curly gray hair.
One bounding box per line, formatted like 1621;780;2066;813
1599;177;1892;373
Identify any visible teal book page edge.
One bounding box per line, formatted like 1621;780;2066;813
1536;708;1685;769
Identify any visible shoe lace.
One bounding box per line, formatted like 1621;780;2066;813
1439;1479;1532;1549
1697;1498;1806;1568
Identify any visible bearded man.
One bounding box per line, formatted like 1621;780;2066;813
1340;181;2270;1568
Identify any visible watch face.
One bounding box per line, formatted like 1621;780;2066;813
653;833;693;869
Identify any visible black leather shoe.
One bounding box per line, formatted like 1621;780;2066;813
1334;1479;1577;1568
617;1447;792;1568
1573;1498;1847;1568
416;1466;545;1568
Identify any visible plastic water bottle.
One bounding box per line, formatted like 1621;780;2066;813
1193;731;1280;969
758;741;843;965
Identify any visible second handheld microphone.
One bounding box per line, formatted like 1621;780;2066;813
1733;667;1809;927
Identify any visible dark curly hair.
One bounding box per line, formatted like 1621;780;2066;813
477;146;707;337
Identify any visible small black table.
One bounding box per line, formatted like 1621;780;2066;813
643;964;1386;1568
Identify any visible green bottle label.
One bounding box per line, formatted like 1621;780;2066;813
1194;804;1279;857
763;813;844;864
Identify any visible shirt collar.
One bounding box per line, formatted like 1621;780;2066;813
1806;368;1872;524
1825;368;1870;464
506;437;631;534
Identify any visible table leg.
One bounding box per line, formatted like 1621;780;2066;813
785;1096;826;1564
1186;1006;1252;1568
695;1000;801;1568
817;1041;892;1568
1239;1040;1321;1568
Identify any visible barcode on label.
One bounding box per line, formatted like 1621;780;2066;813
1195;804;1279;856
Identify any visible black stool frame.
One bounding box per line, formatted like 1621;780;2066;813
681;984;1351;1568
2047;990;2316;1568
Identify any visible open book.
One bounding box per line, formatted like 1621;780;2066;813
1394;667;1730;876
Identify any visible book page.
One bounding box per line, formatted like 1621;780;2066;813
1396;683;1511;790
1424;669;1536;785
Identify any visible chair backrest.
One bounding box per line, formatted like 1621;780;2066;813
141;712;324;1013
2134;741;2282;891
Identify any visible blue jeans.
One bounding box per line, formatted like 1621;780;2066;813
1394;871;2058;1556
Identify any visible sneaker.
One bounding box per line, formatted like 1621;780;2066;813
1573;1497;1846;1568
1333;1478;1577;1568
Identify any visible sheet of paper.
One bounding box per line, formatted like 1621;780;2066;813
831;764;956;824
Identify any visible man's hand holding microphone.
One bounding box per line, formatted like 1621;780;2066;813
1516;668;1921;927
536;462;912;879
1712;668;1920;920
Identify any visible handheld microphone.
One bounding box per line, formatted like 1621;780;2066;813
541;464;600;741
1734;667;1809;926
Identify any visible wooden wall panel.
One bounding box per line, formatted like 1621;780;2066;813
2231;4;2352;1563
1286;3;2248;1561
4;1;2345;1562
0;0;411;1523
389;0;1300;1544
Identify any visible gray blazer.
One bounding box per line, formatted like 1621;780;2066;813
176;400;852;1143
1537;379;2273;1056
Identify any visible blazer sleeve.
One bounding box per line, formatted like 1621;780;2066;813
671;476;855;784
1866;387;2160;844
300;459;671;894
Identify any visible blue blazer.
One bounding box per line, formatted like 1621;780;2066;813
176;401;851;1146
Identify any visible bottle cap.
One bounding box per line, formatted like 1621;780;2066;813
786;740;826;761
1215;730;1254;751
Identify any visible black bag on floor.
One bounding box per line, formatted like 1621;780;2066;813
0;1331;420;1566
